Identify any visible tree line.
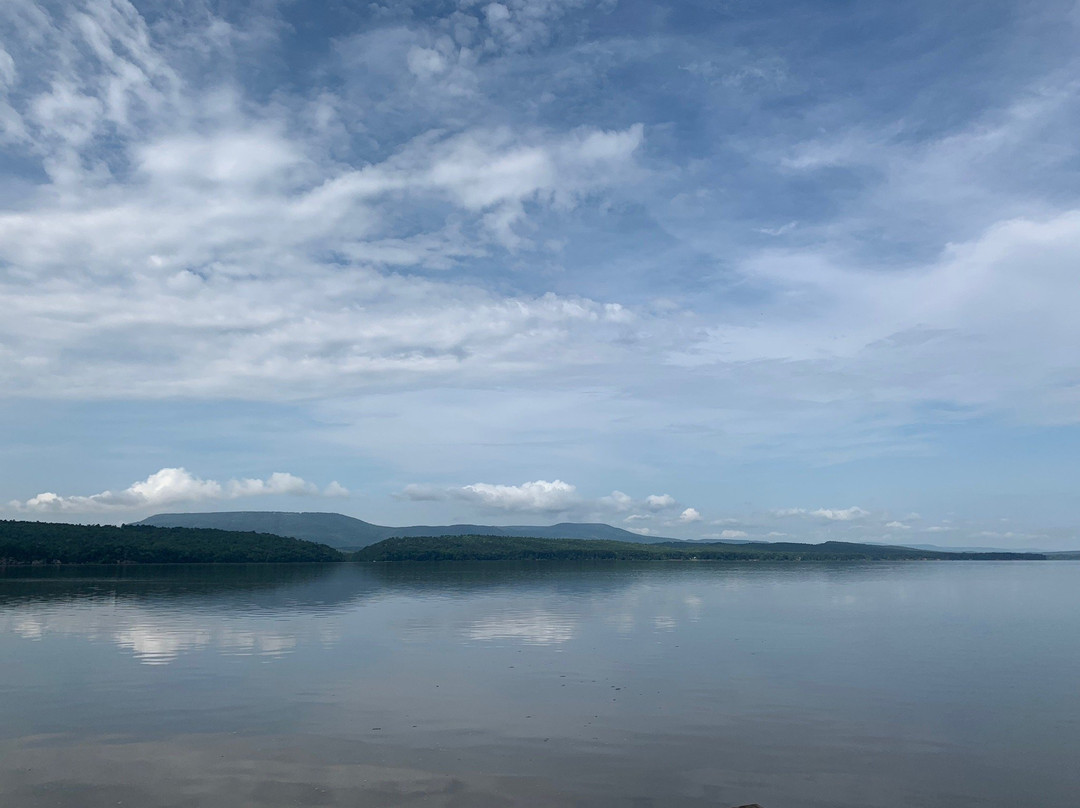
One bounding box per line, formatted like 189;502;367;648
0;520;344;565
353;534;1047;562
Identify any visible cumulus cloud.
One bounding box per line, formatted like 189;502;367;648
885;520;911;530
8;468;342;513
719;529;748;539
678;507;702;523
455;479;579;512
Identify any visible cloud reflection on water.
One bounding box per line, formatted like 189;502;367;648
467;610;577;646
2;605;311;665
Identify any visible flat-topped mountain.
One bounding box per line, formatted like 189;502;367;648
136;511;676;550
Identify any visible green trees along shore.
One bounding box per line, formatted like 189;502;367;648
0;520;1046;565
352;534;1045;562
0;520;343;564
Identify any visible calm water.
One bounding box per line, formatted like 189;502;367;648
1;561;1078;808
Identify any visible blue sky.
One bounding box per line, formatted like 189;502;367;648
2;0;1079;547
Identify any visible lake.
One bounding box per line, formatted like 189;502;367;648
1;561;1078;807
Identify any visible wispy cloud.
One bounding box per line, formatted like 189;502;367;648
0;1;645;402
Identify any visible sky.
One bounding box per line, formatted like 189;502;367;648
1;0;1079;548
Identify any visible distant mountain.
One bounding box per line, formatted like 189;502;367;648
138;512;389;549
136;512;676;550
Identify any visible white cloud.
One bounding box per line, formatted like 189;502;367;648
225;472;315;498
719;529;748;539
0;47;16;88
473;0;605;53
406;46;448;79
675;81;1080;432
455;479;579;512
810;506;869;521
678;507;702;523
773;506;870;521
323;481;350;498
136;129;305;187
401;479;583;512
601;490;634;511
400;482;696;523
0;3;646;401
9;467;339;513
885;520;911;530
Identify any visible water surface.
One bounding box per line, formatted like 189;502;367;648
1;561;1078;807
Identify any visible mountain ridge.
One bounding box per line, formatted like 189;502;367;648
136;511;1071;554
136;511;680;549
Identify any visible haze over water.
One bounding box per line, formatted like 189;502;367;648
2;561;1078;807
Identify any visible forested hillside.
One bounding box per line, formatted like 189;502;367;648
0;521;344;564
354;535;1047;562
